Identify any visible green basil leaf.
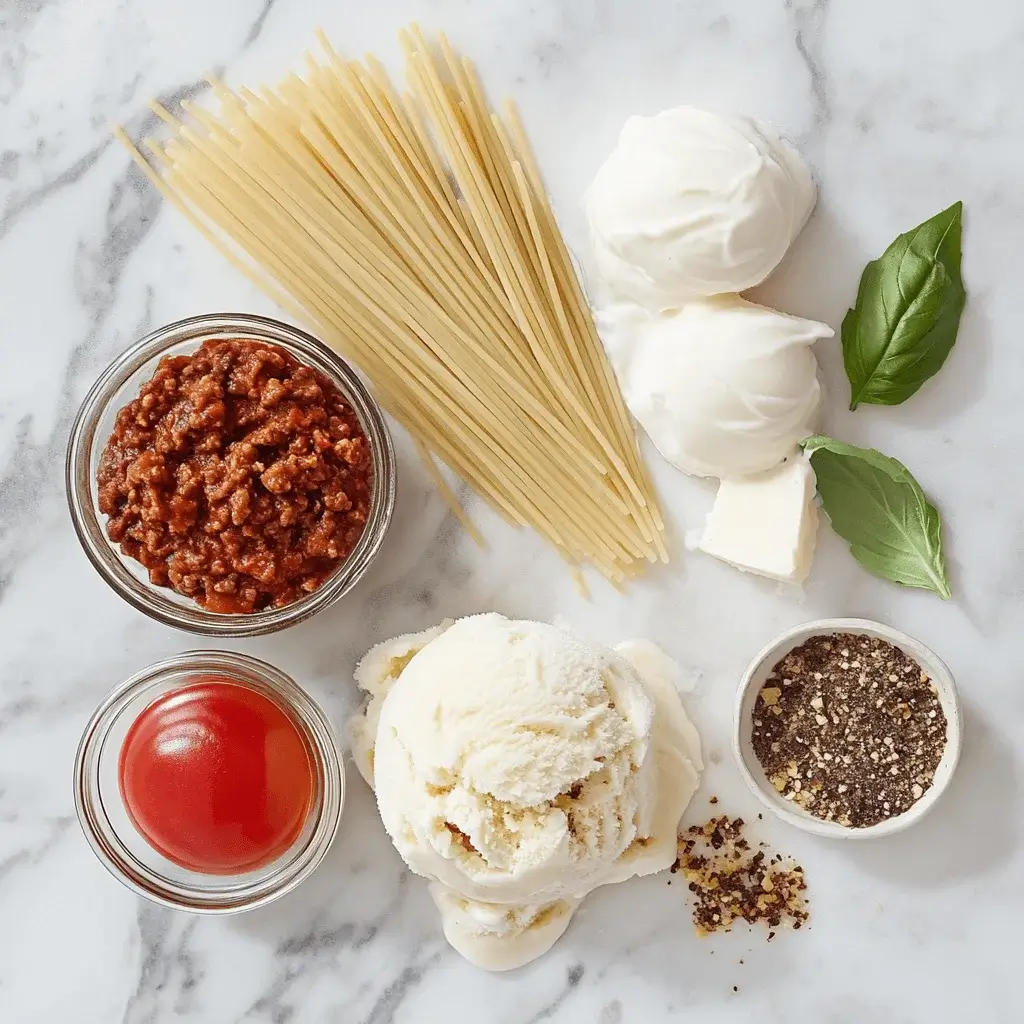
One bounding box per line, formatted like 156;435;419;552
843;202;966;409
801;435;952;599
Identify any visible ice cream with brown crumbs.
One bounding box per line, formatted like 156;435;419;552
350;614;702;970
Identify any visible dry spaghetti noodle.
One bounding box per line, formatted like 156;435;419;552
116;26;667;583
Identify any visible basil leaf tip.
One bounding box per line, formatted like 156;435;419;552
800;435;952;599
843;201;966;410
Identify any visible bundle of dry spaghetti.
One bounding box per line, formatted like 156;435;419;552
116;26;667;583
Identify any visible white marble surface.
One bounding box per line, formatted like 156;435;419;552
1;0;1021;1020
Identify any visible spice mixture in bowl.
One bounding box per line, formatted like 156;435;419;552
67;314;396;636
733;619;961;838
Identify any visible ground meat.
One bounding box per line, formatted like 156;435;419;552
97;339;372;613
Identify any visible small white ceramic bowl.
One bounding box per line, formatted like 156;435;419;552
733;618;962;839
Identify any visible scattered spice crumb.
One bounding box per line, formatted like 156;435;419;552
733;986;739;993
443;822;476;853
672;816;809;937
751;632;947;828
709;795;719;805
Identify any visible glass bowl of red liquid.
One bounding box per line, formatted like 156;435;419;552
74;650;344;913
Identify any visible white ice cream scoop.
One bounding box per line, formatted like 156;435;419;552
600;295;830;479
351;614;702;971
586;105;815;309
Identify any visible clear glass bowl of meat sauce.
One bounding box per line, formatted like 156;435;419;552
74;650;344;913
66;313;396;637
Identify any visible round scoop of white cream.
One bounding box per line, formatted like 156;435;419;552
352;614;702;971
586;106;815;309
601;296;830;479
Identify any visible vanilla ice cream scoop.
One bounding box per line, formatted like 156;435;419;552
351;614;702;971
586;106;815;309
600;295;830;479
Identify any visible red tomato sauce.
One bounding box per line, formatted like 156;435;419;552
118;678;316;874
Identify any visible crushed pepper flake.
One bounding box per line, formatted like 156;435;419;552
673;816;809;937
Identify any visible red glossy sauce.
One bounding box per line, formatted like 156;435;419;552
118;679;316;874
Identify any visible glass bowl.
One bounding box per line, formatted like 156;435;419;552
66;313;396;637
74;650;344;913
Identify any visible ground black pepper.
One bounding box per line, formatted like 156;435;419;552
750;633;947;828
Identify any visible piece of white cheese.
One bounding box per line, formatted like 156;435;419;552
698;456;818;583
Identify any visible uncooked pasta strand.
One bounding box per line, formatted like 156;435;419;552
114;28;667;581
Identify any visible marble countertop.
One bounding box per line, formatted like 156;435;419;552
2;0;1021;1021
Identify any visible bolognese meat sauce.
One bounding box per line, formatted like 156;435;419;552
97;339;372;612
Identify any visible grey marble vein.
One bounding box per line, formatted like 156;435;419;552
245;0;281;47
0;139;112;241
123;910;201;1024
0;0;52;106
0;814;72;884
0;75;215;241
525;964;585;1023
786;0;832;142
357;951;443;1024
237;870;421;1022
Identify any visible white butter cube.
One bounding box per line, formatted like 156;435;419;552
698;456;818;583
